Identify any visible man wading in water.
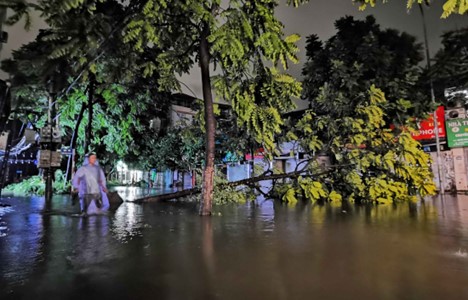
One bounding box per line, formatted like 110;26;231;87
72;152;109;217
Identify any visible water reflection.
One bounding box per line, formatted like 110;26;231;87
1;195;468;299
111;203;145;242
200;217;216;299
111;186;176;201
431;194;468;261
243;200;276;232
70;216;113;272
0;197;44;292
0;205;13;237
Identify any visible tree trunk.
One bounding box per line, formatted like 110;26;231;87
65;103;87;181
199;22;216;216
85;76;95;154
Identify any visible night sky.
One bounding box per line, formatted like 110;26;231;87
2;0;468;101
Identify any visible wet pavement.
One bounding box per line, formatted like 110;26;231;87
1;191;468;299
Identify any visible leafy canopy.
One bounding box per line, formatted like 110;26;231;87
123;0;302;155
430;27;468;102
2;0;174;166
292;16;436;204
281;86;436;205
302;15;430;123
354;0;468;18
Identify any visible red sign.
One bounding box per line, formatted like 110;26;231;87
245;148;264;160
411;106;446;140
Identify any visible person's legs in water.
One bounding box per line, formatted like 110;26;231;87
94;193;103;209
71;190;78;206
94;199;102;209
80;196;89;217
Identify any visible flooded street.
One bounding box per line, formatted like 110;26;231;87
1;192;468;299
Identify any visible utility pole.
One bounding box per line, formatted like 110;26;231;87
419;3;446;194
38;78;62;209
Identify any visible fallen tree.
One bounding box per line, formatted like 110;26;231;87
134;188;202;204
133;165;340;204
135;86;437;206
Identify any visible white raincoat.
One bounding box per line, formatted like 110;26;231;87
72;157;110;214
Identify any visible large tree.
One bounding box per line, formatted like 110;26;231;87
281;85;436;205
122;0;303;215
3;40;170;170
430;27;468;102
276;15;438;204
2;1;169;175
302;15;430;122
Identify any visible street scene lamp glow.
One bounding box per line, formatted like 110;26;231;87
116;160;128;173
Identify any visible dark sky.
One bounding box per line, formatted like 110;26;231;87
2;0;468;101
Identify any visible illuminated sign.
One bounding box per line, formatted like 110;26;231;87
446;118;468;148
411;106;446;141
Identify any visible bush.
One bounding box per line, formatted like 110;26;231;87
4;169;70;196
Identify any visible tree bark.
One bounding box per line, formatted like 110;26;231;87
85;75;95;154
199;21;216;216
65;103;87;181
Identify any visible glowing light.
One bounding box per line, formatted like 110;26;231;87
116;161;128;172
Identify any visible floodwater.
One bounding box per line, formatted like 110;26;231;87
1;192;468;300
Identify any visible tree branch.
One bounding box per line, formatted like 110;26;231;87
134;164;348;203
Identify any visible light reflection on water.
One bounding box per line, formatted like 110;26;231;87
0;193;467;299
111;203;145;242
111;186;177;201
0;205;14;237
